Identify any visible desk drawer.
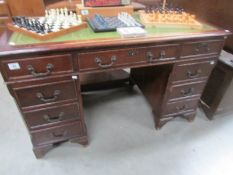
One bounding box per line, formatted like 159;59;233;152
31;121;83;146
14;80;78;108
171;59;217;82
181;40;223;58
162;111;196;120
78;48;146;71
24;103;80;130
1;54;73;80
168;81;206;102
146;44;179;62
78;45;179;71
162;98;198;116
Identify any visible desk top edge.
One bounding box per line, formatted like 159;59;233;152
0;29;231;57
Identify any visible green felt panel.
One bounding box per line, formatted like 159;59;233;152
8;16;217;46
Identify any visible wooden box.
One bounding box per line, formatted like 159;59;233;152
76;4;134;20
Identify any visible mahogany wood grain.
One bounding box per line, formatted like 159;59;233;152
167;80;207;102
161;98;199;116
1;54;73;81
170;57;217;83
78;44;179;72
158;111;196;129
0;24;230;158
31;121;83;146
0;29;230;58
180;40;224;59
13;79;78;109
23;102;80;130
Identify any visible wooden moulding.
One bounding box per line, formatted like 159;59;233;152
7;22;88;41
76;4;134;21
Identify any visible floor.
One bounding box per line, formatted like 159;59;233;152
0;74;233;175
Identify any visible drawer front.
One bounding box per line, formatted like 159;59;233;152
171;59;217;82
24;103;80;129
181;40;223;58
31;121;83;146
162;98;198;116
14;80;78;108
78;48;147;71
162;111;196;120
168;81;206;102
1;54;73;80
145;44;179;62
78;45;179;71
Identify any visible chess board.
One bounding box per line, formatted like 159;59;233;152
139;10;203;29
87;12;144;32
7;8;88;40
7;22;87;41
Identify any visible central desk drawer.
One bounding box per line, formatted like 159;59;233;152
78;48;146;71
31;121;83;146
14;80;78;108
78;45;179;71
1;54;73;81
168;81;206;102
24;103;80;130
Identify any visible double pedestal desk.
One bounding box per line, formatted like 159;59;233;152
0;25;230;158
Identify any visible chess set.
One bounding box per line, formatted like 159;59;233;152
87;12;144;32
7;8;87;40
139;5;203;29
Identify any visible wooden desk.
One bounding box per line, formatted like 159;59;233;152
0;23;230;158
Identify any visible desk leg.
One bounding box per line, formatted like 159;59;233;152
70;135;89;146
33;144;54;159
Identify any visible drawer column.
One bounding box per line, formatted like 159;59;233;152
155;57;218;129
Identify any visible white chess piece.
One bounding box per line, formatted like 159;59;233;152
60;8;64;15
64;8;68;17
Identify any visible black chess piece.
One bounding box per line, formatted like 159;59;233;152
39;24;45;34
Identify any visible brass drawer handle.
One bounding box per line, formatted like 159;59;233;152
176;105;187;111
146;51;154;62
43;112;64;123
160;50;166;59
51;130;68;138
195;43;210;54
128;50;138;57
181;87;194;96
27;63;54;77
187;69;202;79
146;50;166;62
95;56;117;68
36;90;61;102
